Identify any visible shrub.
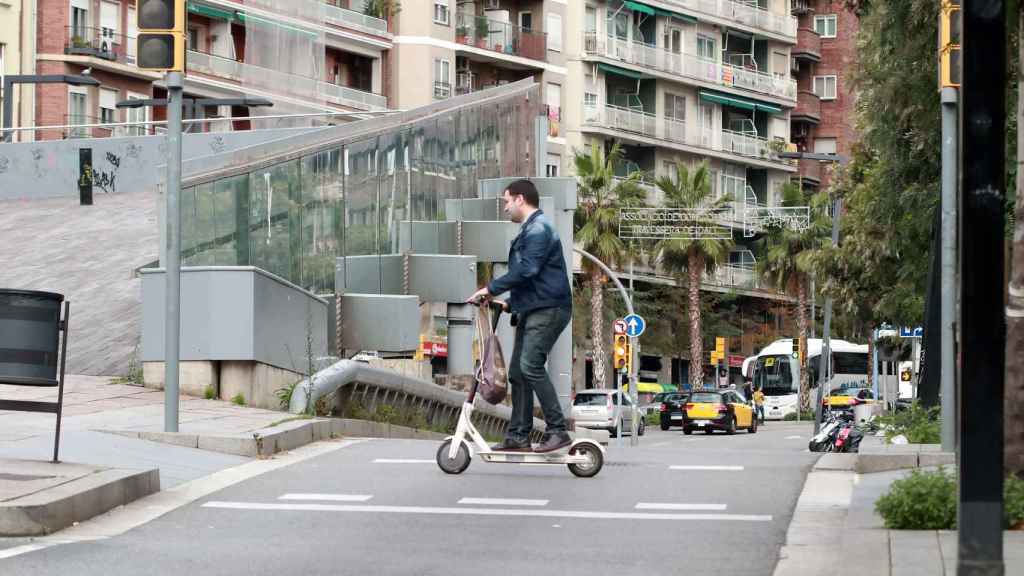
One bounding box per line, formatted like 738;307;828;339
232;393;246;406
875;469;1024;529
876;402;940;444
275;381;299;411
645;410;660;426
204;386;216;400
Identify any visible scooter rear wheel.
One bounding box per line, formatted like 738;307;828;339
436;439;471;474
567;443;603;478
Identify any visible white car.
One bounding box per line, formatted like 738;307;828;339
571;389;644;438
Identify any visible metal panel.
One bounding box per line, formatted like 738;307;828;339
141;267;329;372
478;177;578;210
459;221;519;262
444;198;501;221
397;222;458;254
334;255;403;295
339;294;419;352
408;255;477;302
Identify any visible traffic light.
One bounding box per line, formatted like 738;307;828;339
613;334;629;372
137;0;185;72
939;1;961;87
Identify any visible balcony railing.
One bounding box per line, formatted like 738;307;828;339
65;26;136;66
798;158;823;183
434;81;452;99
793;90;821;122
321;2;389;35
794;28;821;60
455;12;547;62
186;50;387;111
582;33;796;101
706;264;761;289
583;104;790;166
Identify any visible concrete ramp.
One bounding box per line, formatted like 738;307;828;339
0;192;158;376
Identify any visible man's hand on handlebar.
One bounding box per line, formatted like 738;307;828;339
467;287;508;312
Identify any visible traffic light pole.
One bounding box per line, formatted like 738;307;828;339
813;196;842;436
164;71;183;433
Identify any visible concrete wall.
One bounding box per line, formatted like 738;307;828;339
0;126;324;200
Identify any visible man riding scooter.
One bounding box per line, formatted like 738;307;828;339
468;179;573;454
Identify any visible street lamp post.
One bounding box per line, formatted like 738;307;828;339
2;74;101;142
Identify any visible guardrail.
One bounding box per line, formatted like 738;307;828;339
64;26;135;66
455;11;547;61
321;2;389;35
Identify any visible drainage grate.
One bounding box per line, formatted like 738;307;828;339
0;473;56;481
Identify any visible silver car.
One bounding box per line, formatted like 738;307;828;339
571;389;644;437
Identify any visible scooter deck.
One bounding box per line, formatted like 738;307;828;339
480;451;591;464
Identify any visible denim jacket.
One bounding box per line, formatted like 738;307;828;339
487;210;572;316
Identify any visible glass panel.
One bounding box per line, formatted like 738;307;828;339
248;160;298;281
344;136;380;289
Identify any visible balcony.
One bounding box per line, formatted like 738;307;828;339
797;159;822;184
793;28;822;61
321;2;389;36
792;90;821;123
65;26;135;66
791;0;813;15
433;81;452;100
583;104;791;167
715;0;798;37
582;33;796;102
186;50;387;111
706;264;761;290
455;12;547;62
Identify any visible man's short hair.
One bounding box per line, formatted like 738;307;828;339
504;179;540;207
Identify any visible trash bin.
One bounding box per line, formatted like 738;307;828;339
0;289;65;386
853;402;876;425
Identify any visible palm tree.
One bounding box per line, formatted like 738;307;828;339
757;182;831;412
573;143;646;389
651;161;733;389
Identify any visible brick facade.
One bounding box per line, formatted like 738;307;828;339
792;0;859;190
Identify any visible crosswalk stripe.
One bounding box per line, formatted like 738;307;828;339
635;503;727;511
373;459;434;464
279;494;373;502
201;501;772;522
669;465;744;471
458;498;549;506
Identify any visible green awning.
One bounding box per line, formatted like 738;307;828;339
187;3;236;21
598;62;645;80
699;90;782;114
236;12;319;38
645;3;699;24
623;1;656;16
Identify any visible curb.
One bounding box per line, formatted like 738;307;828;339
100;418;449;458
0;467;160;536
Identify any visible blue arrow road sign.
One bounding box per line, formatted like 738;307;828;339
624;314;646;337
899;326;923;338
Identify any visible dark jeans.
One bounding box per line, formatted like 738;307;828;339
506;306;572;441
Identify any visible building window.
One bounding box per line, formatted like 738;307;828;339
433;1;450;25
585;5;597;33
519;12;532;31
433;58;451;99
546;82;561;137
100;88;118;132
547;13;562;52
188;27;200;51
546;154;560;177
813;75;837;100
584;92;598;108
664;93;686;121
814;15;837;38
68;88;89;138
697;35;716;61
814;137;837;155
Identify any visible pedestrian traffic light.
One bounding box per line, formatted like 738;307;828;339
939;0;961;87
613;334;628;372
137;0;185;72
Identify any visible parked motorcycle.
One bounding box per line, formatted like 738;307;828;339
808;412;853;452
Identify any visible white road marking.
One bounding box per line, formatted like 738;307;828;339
201;501;772;522
786;435;802;440
0;439;369;560
458;498;548;506
635;502;727;511
279;493;373;502
373;459;434;464
650;442;671;447
669;465;744;471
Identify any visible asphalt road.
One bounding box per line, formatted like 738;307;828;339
1;421;818;576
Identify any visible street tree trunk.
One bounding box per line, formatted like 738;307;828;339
688;250;704;389
590;271;608;389
797;276;810;413
866;325;874;391
1006;4;1024;477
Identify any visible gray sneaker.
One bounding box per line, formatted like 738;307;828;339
533;432;572;453
491;438;532;452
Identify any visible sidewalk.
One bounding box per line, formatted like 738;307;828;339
0;374;339;536
775;453;1024;575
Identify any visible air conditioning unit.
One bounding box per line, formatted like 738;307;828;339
486;0;501;8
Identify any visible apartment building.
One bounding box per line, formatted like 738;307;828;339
790;0;858;190
391;0;567;166
17;0;392;141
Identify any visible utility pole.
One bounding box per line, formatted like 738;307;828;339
813;195;842;435
940;85;959;452
163;71;183;433
957;0;1006;573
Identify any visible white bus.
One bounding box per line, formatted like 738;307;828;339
751;338;870;420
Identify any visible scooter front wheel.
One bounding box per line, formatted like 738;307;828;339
567;443;603;478
436;439;471;474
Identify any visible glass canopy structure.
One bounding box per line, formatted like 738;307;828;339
175;80;541;295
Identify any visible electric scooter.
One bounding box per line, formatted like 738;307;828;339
435;302;605;478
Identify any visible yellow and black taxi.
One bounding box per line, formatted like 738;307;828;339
824;385;875;410
682;390;757;435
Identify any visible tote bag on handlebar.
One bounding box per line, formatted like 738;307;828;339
475;307;508;405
